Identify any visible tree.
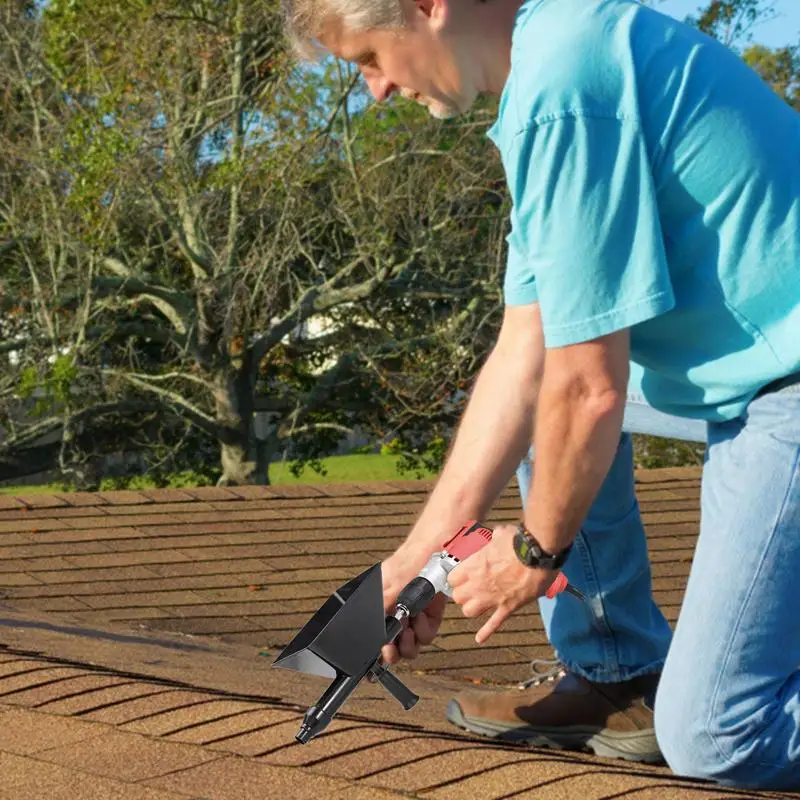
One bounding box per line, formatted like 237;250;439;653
743;43;799;109
1;0;508;486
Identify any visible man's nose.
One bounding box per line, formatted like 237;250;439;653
363;72;398;103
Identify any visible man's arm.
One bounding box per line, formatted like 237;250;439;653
447;327;631;644
524;328;630;554
383;302;545;598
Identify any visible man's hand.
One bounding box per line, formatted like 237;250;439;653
380;548;447;665
447;524;557;644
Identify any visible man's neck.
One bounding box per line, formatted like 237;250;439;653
469;0;525;94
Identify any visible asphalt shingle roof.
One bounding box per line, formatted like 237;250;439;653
0;468;789;798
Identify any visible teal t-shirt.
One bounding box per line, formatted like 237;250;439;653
490;0;800;421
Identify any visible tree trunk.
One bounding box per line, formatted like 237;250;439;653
213;359;256;486
252;411;280;485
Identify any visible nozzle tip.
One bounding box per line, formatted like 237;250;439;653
295;725;312;744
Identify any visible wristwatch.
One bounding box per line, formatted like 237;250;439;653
512;522;572;570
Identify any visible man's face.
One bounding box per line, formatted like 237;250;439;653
321;0;478;119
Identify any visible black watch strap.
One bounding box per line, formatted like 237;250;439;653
513;522;572;570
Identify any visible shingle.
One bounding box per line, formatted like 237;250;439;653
65;551;191;568
0;540;112;558
144;754;403;799
0;667;91;701
0;706;104;754
3;675;133;709
19;597;100;613
0;571;41;586
139;489;196;504
224;485;282;500
32;566;163;583
181;486;241;502
363;744;522;793
145;558;273;578
102;502;216;517
0;751;191;800
121;698;263;737
255;485;325;499
0;519;67;534
264;722;406;767
39;683;166;715
410;648;529;672
36;727;218;781
82;690;219;725
165;707;299;747
97;491;154;505
0;496;25;510
173;543;301;560
314;483;372;497
21;506;107;520
54;491;108;507
312;734;488;782
0;556;85;572
12;494;70;509
24;517;141;549
196;716;304;756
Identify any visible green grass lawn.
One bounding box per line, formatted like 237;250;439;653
270;453;436;483
0;453;437;495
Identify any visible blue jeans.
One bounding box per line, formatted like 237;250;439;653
516;382;800;789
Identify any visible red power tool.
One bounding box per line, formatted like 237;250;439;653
273;520;583;744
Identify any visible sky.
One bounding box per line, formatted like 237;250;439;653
656;0;800;48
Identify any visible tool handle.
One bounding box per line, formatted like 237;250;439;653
370;663;419;710
545;571;569;599
441;520;493;560
441;522;574;601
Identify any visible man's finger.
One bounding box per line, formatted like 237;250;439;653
397;626;420;660
451;584;468;606
446;563;465;587
426;593;448;624
381;642;400;665
476;606;509;644
411;613;435;646
461;597;487;619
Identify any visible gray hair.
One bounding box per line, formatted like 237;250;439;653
281;0;406;59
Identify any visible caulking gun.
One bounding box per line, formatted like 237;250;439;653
273;520;584;744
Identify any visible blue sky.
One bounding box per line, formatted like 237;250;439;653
656;0;800;48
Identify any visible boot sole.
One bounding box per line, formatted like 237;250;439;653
446;699;663;764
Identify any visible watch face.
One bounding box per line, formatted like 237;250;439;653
517;535;533;564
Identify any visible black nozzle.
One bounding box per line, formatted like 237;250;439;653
273;563;421;744
295;725;312;745
295;702;335;744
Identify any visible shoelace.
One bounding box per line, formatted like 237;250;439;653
518;657;566;689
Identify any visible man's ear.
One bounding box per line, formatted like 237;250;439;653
414;0;448;29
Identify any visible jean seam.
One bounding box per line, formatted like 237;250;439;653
705;445;800;770
572;529;623;682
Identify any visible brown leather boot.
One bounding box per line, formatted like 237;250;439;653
446;667;662;762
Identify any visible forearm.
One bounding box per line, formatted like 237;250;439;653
400;337;542;558
524;362;626;554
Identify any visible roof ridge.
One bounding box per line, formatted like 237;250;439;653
0;479;439;510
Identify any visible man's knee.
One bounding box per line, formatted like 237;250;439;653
654;689;788;788
653;699;727;783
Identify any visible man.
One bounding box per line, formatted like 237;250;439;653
281;0;800;789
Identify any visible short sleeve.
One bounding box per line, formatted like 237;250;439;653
503;227;539;305
502;113;675;346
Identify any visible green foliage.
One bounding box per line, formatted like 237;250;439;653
97;469;218;491
17;355;78;417
382;434;449;479
690;0;771;46
631;435;705;469
744;43;800;109
18;366;40;400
